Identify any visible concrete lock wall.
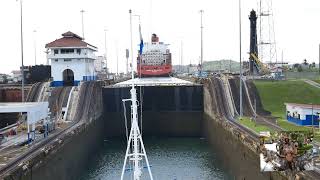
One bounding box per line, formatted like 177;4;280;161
103;86;203;137
202;85;285;180
7;83;288;180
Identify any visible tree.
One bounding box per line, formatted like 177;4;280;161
297;65;303;72
293;63;300;69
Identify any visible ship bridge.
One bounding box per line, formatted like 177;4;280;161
113;77;194;87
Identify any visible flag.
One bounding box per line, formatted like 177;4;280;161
139;24;144;55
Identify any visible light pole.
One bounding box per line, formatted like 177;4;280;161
116;41;119;76
80;10;85;39
18;0;25;102
239;0;243;117
200;10;204;76
104;29;108;75
33;30;37;65
129;9;134;79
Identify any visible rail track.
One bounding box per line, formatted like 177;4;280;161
209;77;258;140
0;82;95;177
212;76;320;179
26;82;44;102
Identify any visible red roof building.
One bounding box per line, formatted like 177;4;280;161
45;31;97;50
46;31;97;87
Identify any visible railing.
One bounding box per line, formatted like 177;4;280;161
47;53;96;60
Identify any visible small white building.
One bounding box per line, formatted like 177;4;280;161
11;70;22;83
285;103;320;126
45;31;97;86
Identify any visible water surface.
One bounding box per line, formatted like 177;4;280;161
80;137;233;180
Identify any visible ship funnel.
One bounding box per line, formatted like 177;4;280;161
151;33;159;42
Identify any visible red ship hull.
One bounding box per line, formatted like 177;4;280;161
137;65;172;77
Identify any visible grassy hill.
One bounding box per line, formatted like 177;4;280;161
254;80;320;118
203;60;240;72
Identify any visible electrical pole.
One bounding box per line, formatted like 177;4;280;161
19;0;25;102
80;10;85;39
200;10;204;76
239;0;243;117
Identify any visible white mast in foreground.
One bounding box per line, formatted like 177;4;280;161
120;9;153;180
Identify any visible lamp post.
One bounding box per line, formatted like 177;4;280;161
199;10;204;76
239;0;243;117
33;30;37;65
80;10;85;39
104;29;108;75
18;0;25;102
129;9;134;80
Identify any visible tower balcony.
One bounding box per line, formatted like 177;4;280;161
47;53;96;60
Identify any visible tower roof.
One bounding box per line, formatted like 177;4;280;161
45;31;97;49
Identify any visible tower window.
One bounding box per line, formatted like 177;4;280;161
61;49;75;54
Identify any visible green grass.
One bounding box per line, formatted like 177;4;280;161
313;79;320;84
277;119;320;142
254;80;320;140
254;80;320;118
239;117;274;133
277;119;310;131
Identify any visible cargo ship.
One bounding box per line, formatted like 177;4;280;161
137;34;172;77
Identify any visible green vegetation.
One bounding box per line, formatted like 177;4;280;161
277;119;310;131
239;117;274;133
254;80;320;141
277;118;320;142
202;60;239;72
254;80;320;118
313;79;320;84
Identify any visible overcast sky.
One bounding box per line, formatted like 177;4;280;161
1;0;320;74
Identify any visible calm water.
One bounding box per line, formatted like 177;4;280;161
80;138;233;180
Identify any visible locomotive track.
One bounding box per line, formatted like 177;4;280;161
211;76;320;179
0;82;95;177
26;82;44;102
208;77;258;140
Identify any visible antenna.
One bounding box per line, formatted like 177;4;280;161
120;9;153;180
257;0;277;65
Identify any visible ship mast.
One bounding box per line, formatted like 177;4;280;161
120;9;153;180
